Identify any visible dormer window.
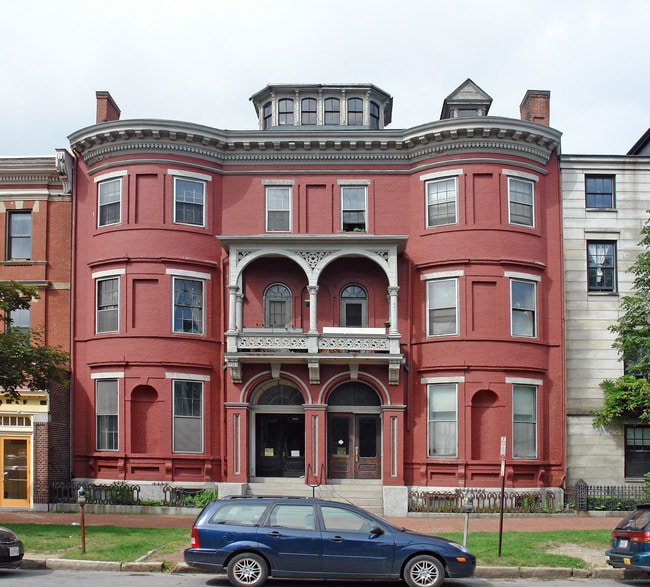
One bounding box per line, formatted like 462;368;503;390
262;102;272;129
325;98;340;125
278;99;293;125
347;98;363;125
301;98;317;125
370;102;380;129
458;108;478;118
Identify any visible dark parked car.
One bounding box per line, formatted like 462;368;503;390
0;526;24;569
184;496;476;587
606;504;650;571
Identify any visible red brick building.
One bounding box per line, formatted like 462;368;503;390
0;152;73;508
68;81;564;513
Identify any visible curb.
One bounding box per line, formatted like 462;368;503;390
19;557;649;579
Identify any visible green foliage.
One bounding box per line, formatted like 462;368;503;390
183;487;219;508
0;281;69;399
594;213;650;426
592;376;650;427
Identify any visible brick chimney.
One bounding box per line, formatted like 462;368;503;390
520;90;550;126
96;91;121;124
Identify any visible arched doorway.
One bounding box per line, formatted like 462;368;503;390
327;382;381;480
252;381;305;478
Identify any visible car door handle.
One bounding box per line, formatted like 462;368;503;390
266;531;282;537
329;536;344;542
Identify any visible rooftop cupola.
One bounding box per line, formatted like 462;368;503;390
250;83;393;130
440;78;493;119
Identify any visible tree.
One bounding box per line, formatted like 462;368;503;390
593;213;650;427
0;281;69;400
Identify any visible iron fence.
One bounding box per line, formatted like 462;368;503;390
409;488;555;513
570;479;649;512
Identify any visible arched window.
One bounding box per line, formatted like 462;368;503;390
278;98;294;125
255;382;304;406
328;382;380;406
340;284;367;327
324;98;340;125
264;283;291;327
301;98;317;125
347;97;363;125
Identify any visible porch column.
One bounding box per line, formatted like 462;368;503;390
387;285;399;334
308;285;319;333
235;291;244;332
227;285;239;332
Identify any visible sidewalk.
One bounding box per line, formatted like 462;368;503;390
0;509;639;580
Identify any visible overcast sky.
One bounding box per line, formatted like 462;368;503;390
1;0;648;156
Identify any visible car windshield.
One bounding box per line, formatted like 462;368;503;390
617;509;650;531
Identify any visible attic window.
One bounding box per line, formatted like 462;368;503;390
458;108;478;118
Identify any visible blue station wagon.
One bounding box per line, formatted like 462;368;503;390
184;496;476;587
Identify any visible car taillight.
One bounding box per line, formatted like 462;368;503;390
190;525;200;548
631;531;650;543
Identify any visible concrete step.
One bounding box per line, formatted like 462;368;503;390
247;479;384;515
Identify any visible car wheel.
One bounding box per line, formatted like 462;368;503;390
403;554;445;587
227;552;269;587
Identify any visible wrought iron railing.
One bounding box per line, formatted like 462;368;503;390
569;479;649;512
408;488;556;513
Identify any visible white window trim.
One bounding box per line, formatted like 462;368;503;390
97;176;123;228
94;170;128;183
95;275;120;334
92;268;125;279
172;176;206;227
419;168;463;182
165;268;211;280
91;372;125;379
340;185;368;232
421;376;465;384
511;383;538;460
420;270;464;281
171;275;205;335
506;175;536;228
506;376;543;385
425;276;459;337
427;382;458;458
166;372;211;381
167;169;212;182
172;379;204;454
95;378;119;452
509;278;537;338
424;175;459;229
265;185;292;232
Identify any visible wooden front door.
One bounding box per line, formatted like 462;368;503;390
328;414;380;479
255;414;305;477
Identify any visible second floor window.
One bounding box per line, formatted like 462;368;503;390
174;177;205;226
586;175;615;209
587;241;616;292
426;177;457;227
427;278;458;336
347;97;363;125
266;186;291;232
428;383;457;457
340;285;367;327
173;277;204;334
264;283;291;328
278;98;293;125
341;186;366;232
511;279;536;338
7;211;31;260
98;178;121;227
301;98;317;125
96;277;119;333
508;177;534;227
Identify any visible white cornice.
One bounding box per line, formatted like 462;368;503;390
69;116;561;167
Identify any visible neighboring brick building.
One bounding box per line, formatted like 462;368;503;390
0;152;73;508
67;80;564;514
562;129;650;487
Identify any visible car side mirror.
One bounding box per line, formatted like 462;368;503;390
369;526;384;536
